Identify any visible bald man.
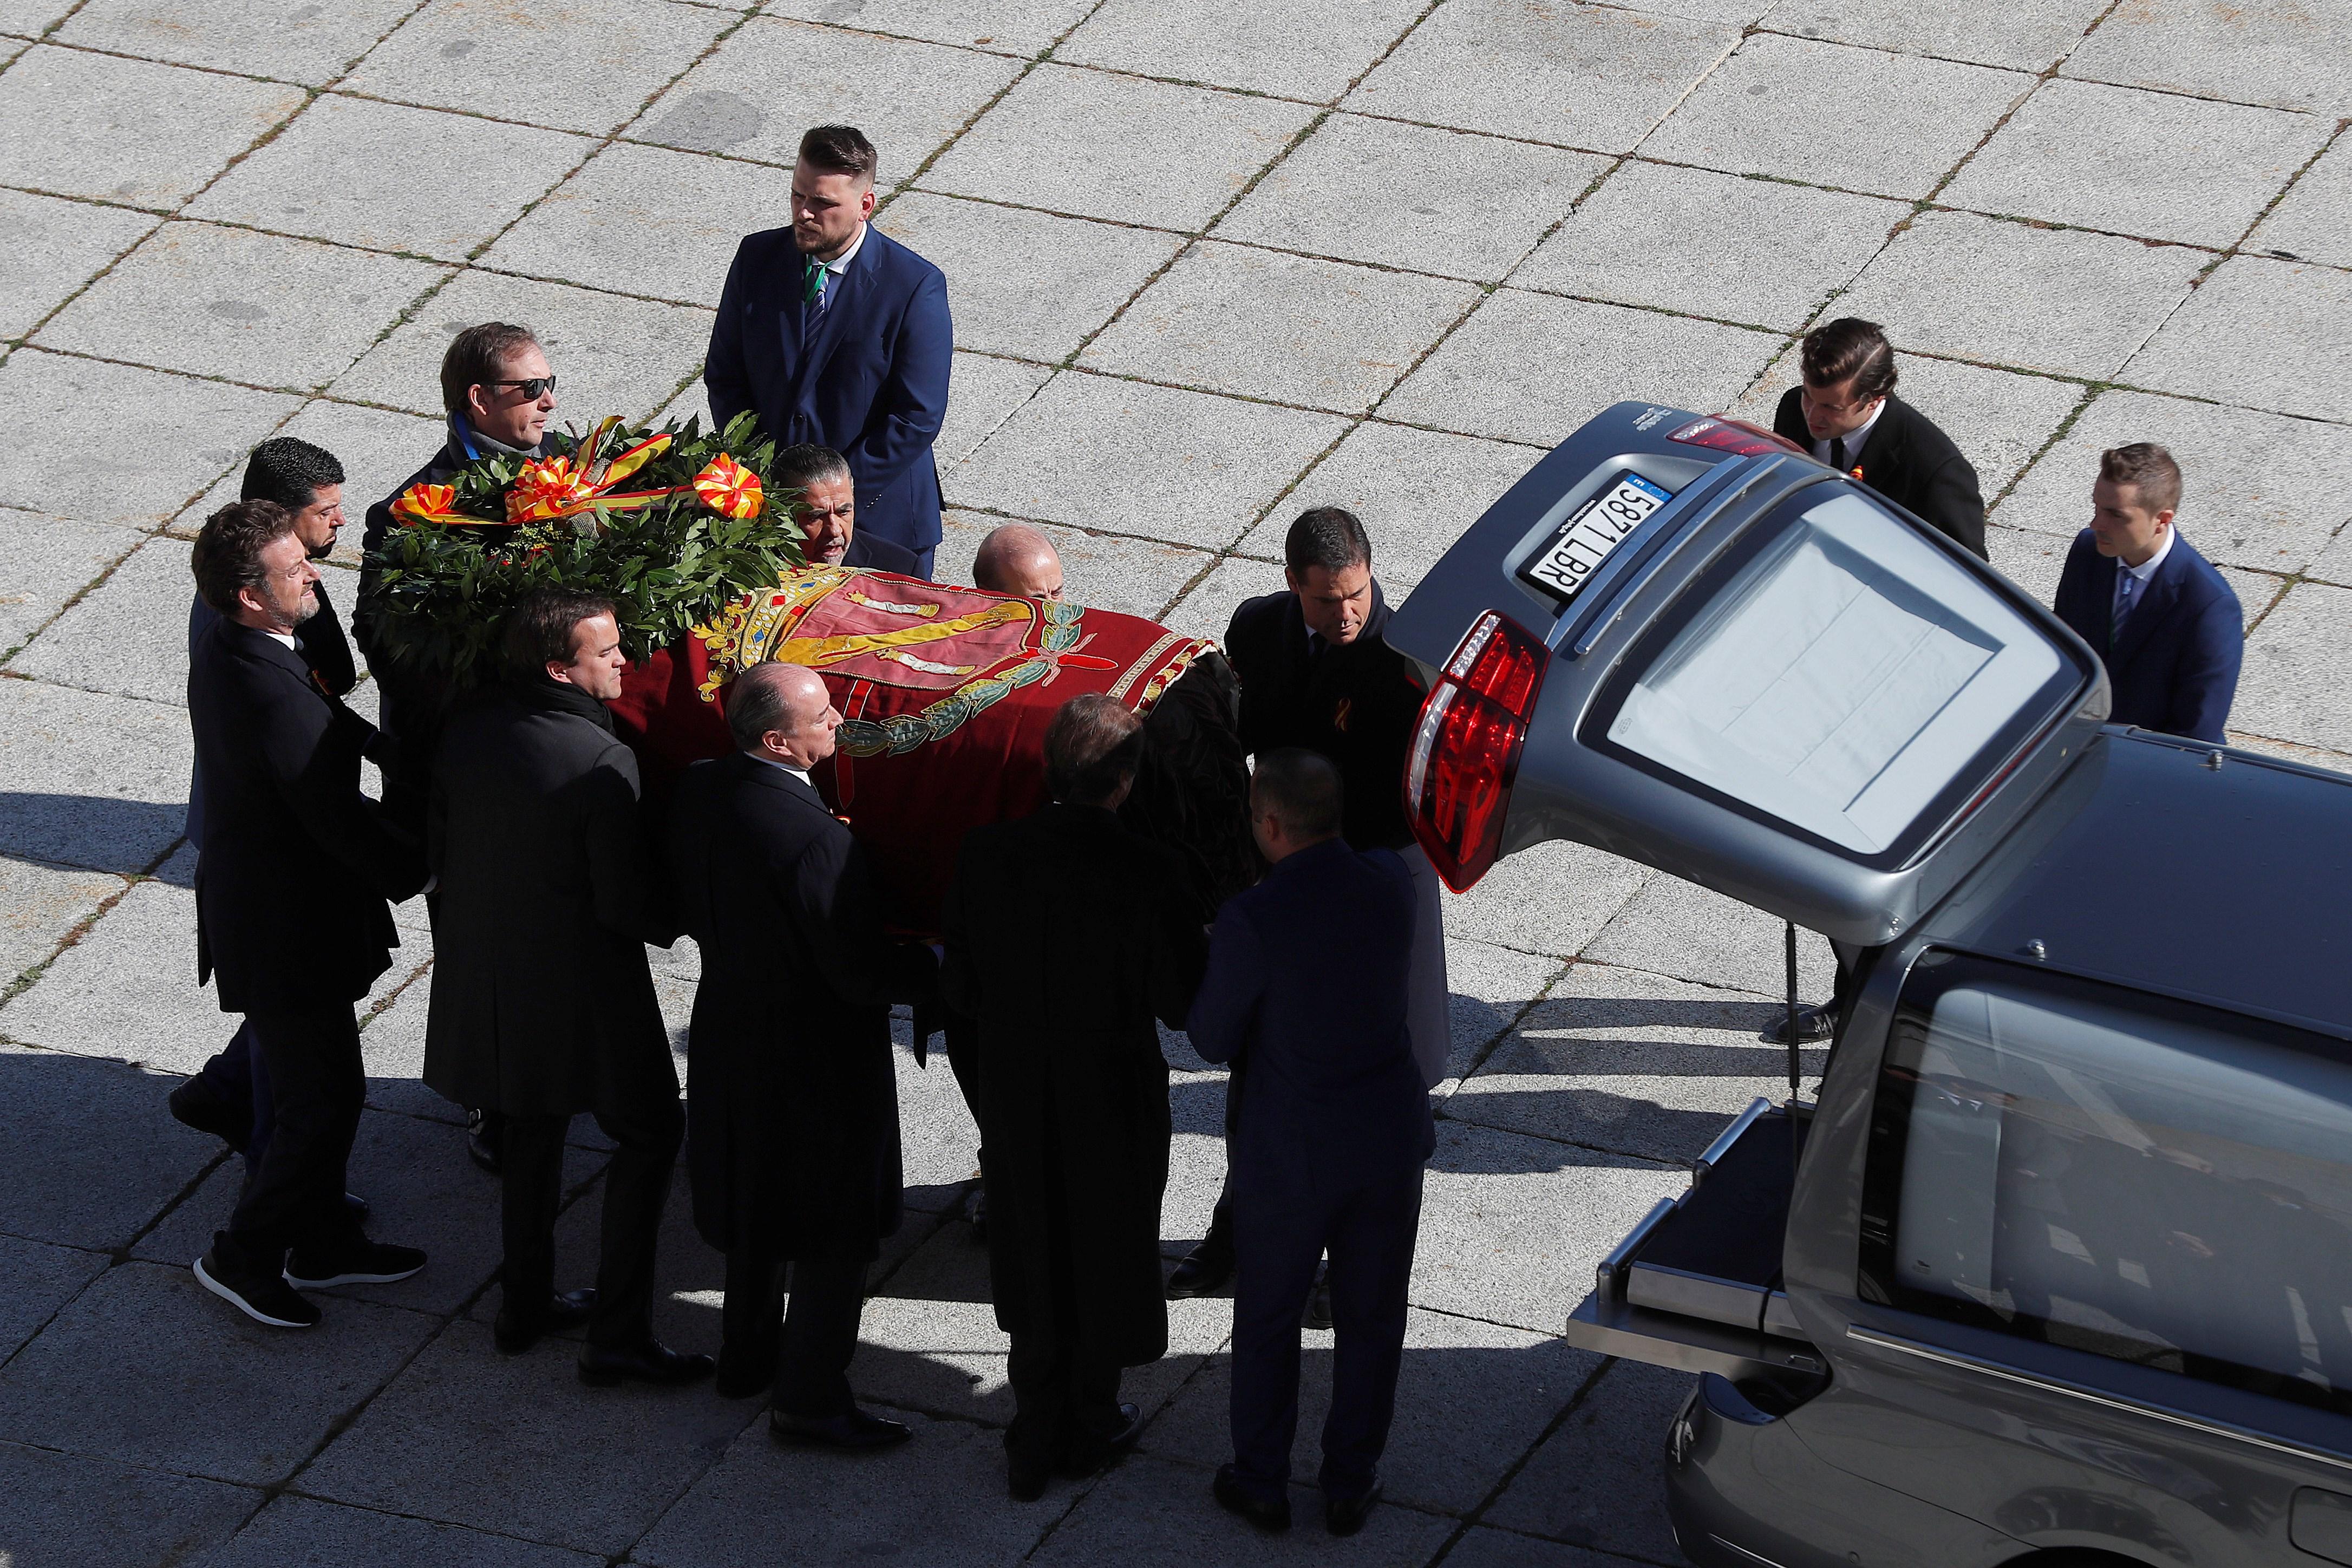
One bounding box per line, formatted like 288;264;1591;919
972;524;1064;600
668;662;937;1448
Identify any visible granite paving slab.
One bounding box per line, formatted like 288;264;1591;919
0;510;141;657
936;353;1056;473
36;220;450;391
0;1259;436;1483
2061;0;2352;116
933;511;1212;618
1158;554;1268;646
923;63;1318;231
0;350;301;527
1444;1526;1665;1568
1484;1358;1695;1562
0;0;71;37
0;1440;259;1568
2251;135;2352;269
950;371;1349;549
1057;0;1426;103
0;877;231;1075
2305;526;2352;593
0;1233;107;1361
302;1316;755;1555
1214;115;1607;285
1760;0;2109;73
1440;840;1654;961
1642;35;2031;201
0;1045;215;1250
0;676;192;874
879;192;1184;362
2235;581;2352;752
340;0;735;138
1436;937;1566;1088
189;96;592;266
759;0;1096;56
0;185;156;341
10;534;194;704
2122;256;2352;424
204;1494;606;1568
1939;77;2329;250
1139;1305;1601;1515
1347;0;1739;155
1381;290;1783;448
0;856;125;991
1081;240;1480;415
54;0;414;83
1581;874;1838;1000
1031;1452;1456;1564
638;15;1024;169
0;44;304;206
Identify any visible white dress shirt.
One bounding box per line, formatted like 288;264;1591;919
750;752;815;790
1812;399;1886;472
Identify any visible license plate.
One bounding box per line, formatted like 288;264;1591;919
1520;473;1675;604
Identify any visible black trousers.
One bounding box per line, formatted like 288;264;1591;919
500;1099;682;1350
1197;1056;1249;1260
720;1247;869;1417
1008;1332;1124;1472
1228;1161;1423;1503
193;1019;275;1172
219;1005;364;1269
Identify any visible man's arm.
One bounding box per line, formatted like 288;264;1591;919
2167;585;2245;746
253;673;426;902
705;241;756;432
582;744;676;946
1185;906;1266;1066
796;828;938;1009
842;267;951;495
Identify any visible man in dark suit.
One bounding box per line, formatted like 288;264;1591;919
2054;442;2242;744
1770;317;1987;559
185;501;431;1329
1188;750;1431;1538
173;437;365;1168
941;695;1208;1500
706;125;952;578
1171;508;1441;1304
772;443;921;576
424;590;709;1387
668;662;936;1447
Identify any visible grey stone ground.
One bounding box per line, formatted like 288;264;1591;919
1;0;2348;1563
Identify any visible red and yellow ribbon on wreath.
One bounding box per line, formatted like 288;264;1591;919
391;416;768;528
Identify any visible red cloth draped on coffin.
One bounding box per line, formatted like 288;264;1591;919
607;566;1217;938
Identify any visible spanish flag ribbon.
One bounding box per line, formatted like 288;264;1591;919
692;453;763;520
390;481;485;527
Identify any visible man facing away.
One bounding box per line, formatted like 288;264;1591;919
706;125;952;578
2053;442;2242;744
940;694;1208;1500
1770;317;1987;559
186;501;430;1329
1171;507;1441;1303
772;442;921;576
1188;750;1432;1538
173;437;367;1170
667;663;936;1447
424;590;709;1387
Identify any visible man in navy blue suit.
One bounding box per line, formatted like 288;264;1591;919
2053;442;2242;745
1187;750;1433;1539
707;125;952;579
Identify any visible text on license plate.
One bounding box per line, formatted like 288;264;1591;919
1520;473;1675;603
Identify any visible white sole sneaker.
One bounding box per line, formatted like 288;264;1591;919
193;1256;317;1328
283;1259;425;1289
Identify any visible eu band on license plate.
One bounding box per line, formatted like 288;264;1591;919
1520;473;1675;604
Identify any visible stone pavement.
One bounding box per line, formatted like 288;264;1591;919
1;0;2348;1563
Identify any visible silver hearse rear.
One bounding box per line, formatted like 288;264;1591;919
1387;402;2352;1568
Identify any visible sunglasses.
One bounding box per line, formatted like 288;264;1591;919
486;375;557;399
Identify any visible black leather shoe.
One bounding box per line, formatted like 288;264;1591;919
1762;1002;1837;1046
168;1079;250;1153
1213;1464;1290;1533
465;1108;503;1175
770;1408;912;1449
284;1238;426;1289
1325;1480;1383;1537
195;1246;318;1329
1167;1244;1233;1299
494;1290;596;1356
1007;1451;1050;1502
1303;1263;1333;1331
577;1340;715;1388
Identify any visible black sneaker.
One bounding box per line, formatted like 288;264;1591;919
168;1078;250;1153
284;1238;427;1289
194;1246;319;1328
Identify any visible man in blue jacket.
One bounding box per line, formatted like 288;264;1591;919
706;125;952;578
2053;442;2242;744
1187;749;1433;1539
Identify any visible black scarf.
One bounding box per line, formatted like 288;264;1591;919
508;671;615;733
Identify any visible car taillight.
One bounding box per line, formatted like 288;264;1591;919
1404;610;1547;892
1667;415;1804;457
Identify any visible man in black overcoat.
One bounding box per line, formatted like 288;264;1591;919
424;590;709;1387
186;501;430;1330
667;662;936;1447
941;695;1209;1500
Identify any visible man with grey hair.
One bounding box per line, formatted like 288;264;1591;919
971;523;1064;600
772;443;919;576
668;661;937;1448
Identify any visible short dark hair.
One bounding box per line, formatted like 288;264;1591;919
1044;694;1144;806
190;500;298;613
1251;748;1343;841
1284;506;1371;579
772;443;851;499
502;587;616;675
1799;317;1897;401
2098;441;2183;514
726;663;806;752
441;322;540;417
798;125;877;183
239;436;344;511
